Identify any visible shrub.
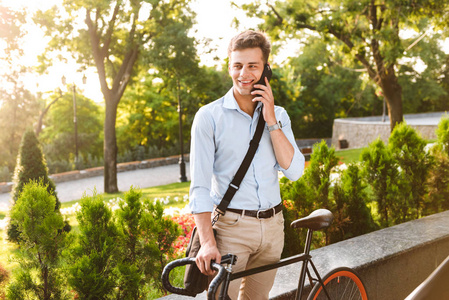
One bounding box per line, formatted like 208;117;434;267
331;164;377;242
361;138;400;227
8;129;61;243
426;116;449;213
7;181;68;300
388;123;434;221
280;140;339;257
435;114;449;156
66;193;119;299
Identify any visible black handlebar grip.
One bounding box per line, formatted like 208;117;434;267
161;257;198;297
207;262;227;300
162;258;227;299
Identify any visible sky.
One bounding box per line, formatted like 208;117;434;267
0;0;266;103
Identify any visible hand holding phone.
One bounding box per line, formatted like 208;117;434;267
252;64;272;92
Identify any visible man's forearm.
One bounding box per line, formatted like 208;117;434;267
270;129;294;170
193;212;216;247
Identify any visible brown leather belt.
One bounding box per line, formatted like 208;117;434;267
226;203;283;219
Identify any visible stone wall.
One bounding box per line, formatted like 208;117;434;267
331;112;446;149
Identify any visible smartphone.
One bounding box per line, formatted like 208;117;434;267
252;64;272;92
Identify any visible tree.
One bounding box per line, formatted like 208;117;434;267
242;0;449;131
39;90;103;168
8;129;61;242
279;36;380;138
35;0;197;193
7;181;68;300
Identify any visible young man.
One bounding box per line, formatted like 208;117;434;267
189;30;305;299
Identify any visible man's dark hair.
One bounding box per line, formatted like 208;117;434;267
228;30;271;63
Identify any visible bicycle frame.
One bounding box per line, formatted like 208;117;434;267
215;229;330;300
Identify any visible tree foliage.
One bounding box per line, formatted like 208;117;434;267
39;89;103;167
34;0;198;193
242;0;449;131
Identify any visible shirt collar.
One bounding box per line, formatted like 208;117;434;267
223;87;263;112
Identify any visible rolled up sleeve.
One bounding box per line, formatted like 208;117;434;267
189;108;216;214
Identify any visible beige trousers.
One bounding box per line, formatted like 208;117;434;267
213;210;284;300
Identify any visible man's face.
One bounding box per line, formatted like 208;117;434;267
228;47;264;98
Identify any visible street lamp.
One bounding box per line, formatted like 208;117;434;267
61;74;87;166
177;79;187;182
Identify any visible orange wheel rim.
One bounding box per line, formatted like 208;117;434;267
313;270;368;300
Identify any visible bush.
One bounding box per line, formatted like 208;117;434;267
280;140;339;257
361;138;400;227
426;116;449;213
67;193;119;299
388;123;433;221
8;129;61;243
435;114;449;156
7;181;68;300
331;164;377;242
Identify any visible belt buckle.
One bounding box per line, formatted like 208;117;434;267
257;207;276;219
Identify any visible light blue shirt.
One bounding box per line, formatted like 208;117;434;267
189;88;305;214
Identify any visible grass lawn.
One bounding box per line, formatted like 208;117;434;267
60;181;191;209
335;148;365;164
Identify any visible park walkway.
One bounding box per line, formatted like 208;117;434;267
0;163;190;211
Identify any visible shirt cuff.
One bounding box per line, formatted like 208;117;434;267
279;148;305;181
189;186;215;214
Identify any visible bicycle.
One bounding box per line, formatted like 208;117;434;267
162;209;368;300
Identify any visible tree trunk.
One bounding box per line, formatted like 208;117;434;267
379;68;403;132
104;94;119;193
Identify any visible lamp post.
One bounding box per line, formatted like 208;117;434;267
177;79;187;182
61;74;87;166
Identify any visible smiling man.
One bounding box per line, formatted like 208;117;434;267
189;30;305;299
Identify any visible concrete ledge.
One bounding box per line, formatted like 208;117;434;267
0;154;189;194
160;210;449;300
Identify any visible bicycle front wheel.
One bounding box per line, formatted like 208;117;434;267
307;267;368;300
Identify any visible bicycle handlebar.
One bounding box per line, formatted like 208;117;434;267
161;257;227;299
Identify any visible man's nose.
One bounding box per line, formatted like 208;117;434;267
240;65;251;77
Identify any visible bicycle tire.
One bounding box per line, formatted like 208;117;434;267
307;267;368;300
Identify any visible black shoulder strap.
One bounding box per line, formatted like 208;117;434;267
216;108;266;214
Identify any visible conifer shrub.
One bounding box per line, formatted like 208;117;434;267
8;129;62;243
66;193;119;299
361;138;400;227
280;140;339;257
331;164;377;242
426;116;449;213
7;181;68;300
388;123;433;221
115;187;181;296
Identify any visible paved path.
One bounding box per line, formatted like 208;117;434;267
0;163;190;211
